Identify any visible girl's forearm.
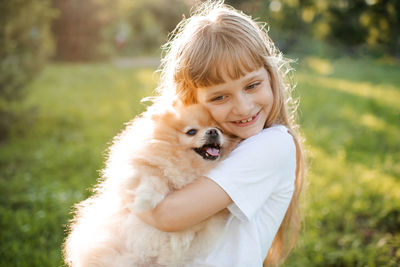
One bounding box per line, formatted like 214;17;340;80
136;176;232;232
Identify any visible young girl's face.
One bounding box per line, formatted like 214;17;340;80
197;67;273;139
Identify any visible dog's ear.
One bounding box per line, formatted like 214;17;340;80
145;98;182;125
151;110;175;122
171;99;184;109
149;105;177;124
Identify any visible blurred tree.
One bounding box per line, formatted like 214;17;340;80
117;0;195;56
309;0;400;57
51;0;195;59
261;0;317;53
52;0;119;61
325;0;369;50
0;0;56;140
357;0;400;57
48;0;400;62
227;0;400;57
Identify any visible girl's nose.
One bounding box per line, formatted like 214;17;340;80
232;93;253;116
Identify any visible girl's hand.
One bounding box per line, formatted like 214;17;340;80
136;176;232;232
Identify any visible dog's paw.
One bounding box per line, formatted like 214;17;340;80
132;191;165;212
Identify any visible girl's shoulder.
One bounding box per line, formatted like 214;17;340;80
258;124;290;136
222;124;296;178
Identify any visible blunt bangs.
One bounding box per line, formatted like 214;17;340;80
184;22;266;88
200;40;263;87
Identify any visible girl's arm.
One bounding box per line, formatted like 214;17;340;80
136;176;232;232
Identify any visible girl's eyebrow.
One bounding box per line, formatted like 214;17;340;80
242;73;263;84
207;90;226;98
204;84;228;95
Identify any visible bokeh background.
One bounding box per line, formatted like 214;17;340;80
1;0;399;266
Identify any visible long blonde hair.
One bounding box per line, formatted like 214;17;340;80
156;1;306;265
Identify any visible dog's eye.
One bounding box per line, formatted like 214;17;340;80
185;129;197;136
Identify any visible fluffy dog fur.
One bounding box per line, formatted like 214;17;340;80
64;102;238;267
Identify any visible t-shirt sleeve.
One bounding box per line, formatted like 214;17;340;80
206;125;297;221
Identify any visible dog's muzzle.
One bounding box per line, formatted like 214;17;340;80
193;128;222;160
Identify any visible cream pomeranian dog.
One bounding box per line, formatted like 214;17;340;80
64;101;239;267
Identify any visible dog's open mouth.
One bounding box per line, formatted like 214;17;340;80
193;143;221;160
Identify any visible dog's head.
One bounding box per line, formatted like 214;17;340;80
150;103;234;162
177;104;223;161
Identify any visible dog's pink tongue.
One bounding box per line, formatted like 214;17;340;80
206;147;219;156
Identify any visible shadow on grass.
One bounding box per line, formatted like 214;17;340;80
298;71;399;177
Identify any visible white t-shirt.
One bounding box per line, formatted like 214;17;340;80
189;125;296;267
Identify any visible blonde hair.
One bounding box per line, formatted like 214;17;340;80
156;1;306;265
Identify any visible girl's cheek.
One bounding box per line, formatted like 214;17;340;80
208;108;221;122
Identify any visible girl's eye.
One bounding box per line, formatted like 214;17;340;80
211;95;225;102
247;82;260;90
185;129;197;136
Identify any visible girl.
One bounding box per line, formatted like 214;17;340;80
138;1;306;266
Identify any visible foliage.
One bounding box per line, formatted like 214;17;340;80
229;0;400;58
49;0;400;60
0;0;56;140
325;0;400;56
114;0;194;56
0;58;399;266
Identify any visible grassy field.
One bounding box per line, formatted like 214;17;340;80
1;57;399;266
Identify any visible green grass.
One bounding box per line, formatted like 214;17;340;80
1;57;399;266
0;63;157;266
286;57;400;266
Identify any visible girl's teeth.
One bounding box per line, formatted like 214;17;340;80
239;116;253;123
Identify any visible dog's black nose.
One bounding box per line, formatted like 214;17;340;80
206;129;219;137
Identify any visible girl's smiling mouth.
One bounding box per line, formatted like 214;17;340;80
232;110;261;127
